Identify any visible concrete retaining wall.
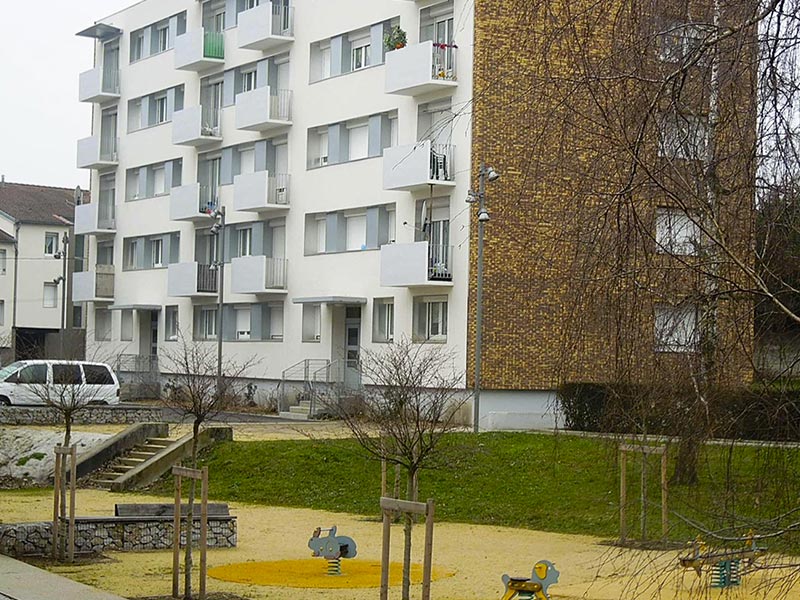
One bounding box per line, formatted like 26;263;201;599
0;405;162;426
0;517;236;557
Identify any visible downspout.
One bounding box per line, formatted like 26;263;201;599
11;221;20;359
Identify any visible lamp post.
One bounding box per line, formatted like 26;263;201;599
54;232;70;358
470;163;500;433
209;207;226;398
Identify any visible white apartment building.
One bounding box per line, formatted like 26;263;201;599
76;0;475;413
0;181;81;363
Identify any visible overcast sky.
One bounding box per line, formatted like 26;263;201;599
0;1;134;190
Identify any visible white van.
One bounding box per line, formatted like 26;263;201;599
0;361;120;406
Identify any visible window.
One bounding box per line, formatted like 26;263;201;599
268;302;284;340
241;69;257;93
200;307;217;340
151;238;163;267
17;364;47;384
125;239;140;270
0;249;6;274
655;208;700;255
156;25;169;53
659;22;709;63
95;308;112;341
165;306;179;341
345;212;367;251
245;0;259;9
72;305;83;329
0;300;4;326
43;283;58;308
237;227;253;257
155;95;168;124
316;216;327;253
131;30;145;62
302;304;321;341
121;309;133;341
373;298;394;343
44;233;59;256
351;43;370;71
235;307;251;340
655;304;699;352
153;166;166;195
413;296;448;342
83;364;114;385
658;113;707;160
53;364;82;385
348;124;369;161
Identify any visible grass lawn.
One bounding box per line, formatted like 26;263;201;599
147;432;800;553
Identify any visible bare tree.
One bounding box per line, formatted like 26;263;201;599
160;333;256;600
320;337;467;600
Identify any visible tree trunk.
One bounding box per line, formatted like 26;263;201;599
59;414;72;561
402;468;416;600
672;435;700;486
183;419;200;600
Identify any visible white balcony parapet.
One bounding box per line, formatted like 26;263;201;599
235;86;292;131
175;28;224;71
74;202;115;236
237;2;294;51
385;40;458;96
233;171;290;212
72;265;115;303
77;135;118;169
170;183;218;222
79;66;120;103
172;106;222;147
231;255;288;294
383;140;455;191
380;242;454;287
167;262;218;297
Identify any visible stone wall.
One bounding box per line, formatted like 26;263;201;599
0;405;162;426
0;517;236;557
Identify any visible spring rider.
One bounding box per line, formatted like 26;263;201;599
308;526;358;575
500;560;560;600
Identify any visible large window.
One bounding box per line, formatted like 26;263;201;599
199;307;218;340
165;306;179;341
237;227;253;257
241;69;257;93
121;309;133;341
348;124;369;161
655;208;700;256
413;296;448;342
345;212;367;251
156;24;169;53
235;306;251;341
95;308;112;341
268;302;284;340
151;238;163;268
302;304;321;341
351;42;370;71
43;283;58;309
373;298;394;343
655;304;699;352
658;22;709;63
131;30;145;62
155;94;168;124
44;232;59;256
658;113;707;160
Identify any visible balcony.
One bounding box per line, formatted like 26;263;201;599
167;262;218;297
383;141;455;192
77;135;118;170
74;201;115;236
237;2;294;51
78;66;120;103
233;171;290;212
172;106;222;147
231;255;288;294
385;41;458;96
170;183;218;222
175;28;224;71
235;87;292;132
380;242;453;287
72;265;115;303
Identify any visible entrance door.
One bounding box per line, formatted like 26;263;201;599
150;311;159;358
344;306;361;388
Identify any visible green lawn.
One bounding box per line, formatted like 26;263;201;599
152;432;800;552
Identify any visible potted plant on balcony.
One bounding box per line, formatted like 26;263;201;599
384;25;407;51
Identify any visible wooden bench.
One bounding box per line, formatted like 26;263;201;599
114;503;231;518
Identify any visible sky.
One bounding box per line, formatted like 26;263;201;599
0;1;134;190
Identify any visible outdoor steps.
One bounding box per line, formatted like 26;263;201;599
279;400;312;420
91;437;179;490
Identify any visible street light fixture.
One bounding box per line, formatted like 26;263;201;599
470;162;500;433
208;206;226;399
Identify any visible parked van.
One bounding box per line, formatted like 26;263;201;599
0;361;120;406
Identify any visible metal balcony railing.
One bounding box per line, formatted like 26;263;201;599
199;184;219;214
197;263;218;293
102;67;120;94
429;143;454;182
203;31;224;59
95;264;115;298
200;106;221;136
269;89;292;121
270;173;290;205
264;257;288;289
431;43;457;81
98;199;115;230
99;135;118;162
428;243;453;281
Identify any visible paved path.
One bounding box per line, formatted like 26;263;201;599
0;553;128;600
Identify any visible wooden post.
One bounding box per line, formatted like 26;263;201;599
380;437;387;498
380;506;391;600
68;445;77;563
619;448;627;542
661;449;668;542
172;472;181;599
640;451;647;542
422;499;435;600
52;449;62;559
200;467;208;600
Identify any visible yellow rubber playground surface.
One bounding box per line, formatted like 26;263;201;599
2;488;799;600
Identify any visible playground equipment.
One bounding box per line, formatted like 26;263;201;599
308;526;357;575
500;560;560;600
678;536;766;589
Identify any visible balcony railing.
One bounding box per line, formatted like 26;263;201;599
238;2;294;51
95;264;115;298
385;40;459;96
431;43;457;81
204;31;224;59
98;200;115;230
235;86;292;131
102;67;120;94
264;257;288;289
199;184;218;214
99;135;118;162
197;263;218;293
427;244;453;281
383;140;455;191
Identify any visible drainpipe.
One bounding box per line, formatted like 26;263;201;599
11;221;20;360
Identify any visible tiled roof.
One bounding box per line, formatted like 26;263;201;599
0;181;88;226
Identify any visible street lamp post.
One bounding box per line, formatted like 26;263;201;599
54;232;70;358
210;207;226;399
471;163;499;433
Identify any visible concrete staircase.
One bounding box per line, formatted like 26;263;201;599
91;437;174;489
280;399;312;420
